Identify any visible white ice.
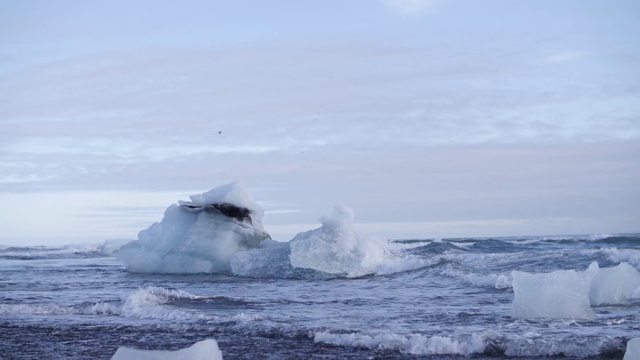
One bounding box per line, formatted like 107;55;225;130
624;337;640;360
111;339;222;360
511;269;594;320
116;181;269;273
588;262;640;306
511;261;640;319
114;182;426;277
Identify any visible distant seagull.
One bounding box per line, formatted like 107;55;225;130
218;131;222;135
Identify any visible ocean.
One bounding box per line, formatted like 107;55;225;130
1;234;639;359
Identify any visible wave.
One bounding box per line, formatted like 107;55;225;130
503;234;640;246
0;238;136;261
599;247;640;268
0;244;103;260
314;331;486;356
0;286;205;322
2;284;636;359
440;266;512;289
314;330;627;357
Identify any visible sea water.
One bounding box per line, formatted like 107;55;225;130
1;183;639;359
1;234;639;359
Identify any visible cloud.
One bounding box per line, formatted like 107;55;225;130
382;0;448;16
3;137;278;160
1;141;638;244
2;39;639;198
538;51;584;64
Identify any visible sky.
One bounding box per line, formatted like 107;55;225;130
1;0;639;245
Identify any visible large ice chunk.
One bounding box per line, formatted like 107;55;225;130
116;181;270;273
511;269;594;320
625;338;640;360
511;261;640;320
111;338;222;360
588;262;640;306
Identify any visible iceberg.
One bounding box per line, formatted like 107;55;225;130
116;181;270;273
111;339;222;360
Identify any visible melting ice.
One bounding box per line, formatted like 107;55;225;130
111;339;222;360
116;181;270;273
115;182;425;278
512;261;640;319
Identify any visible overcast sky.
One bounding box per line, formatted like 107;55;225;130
1;0;639;245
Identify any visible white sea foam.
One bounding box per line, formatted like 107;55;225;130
600;247;640;269
538;234;615;241
314;331;487;355
0;243;101;259
113;287;200;320
0;286;203;322
111;338;223;360
502;334;625;358
442;267;512;289
99;239;132;256
288;205;429;277
116;181;270;273
289;205;362;275
0;303;77;315
450;241;476;248
315;330;623;358
505;239;542;245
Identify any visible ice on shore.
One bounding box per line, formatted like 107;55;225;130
511;261;640;319
587;262;640;306
624;337;640;360
111;338;222;360
115;181;269;273
511;269;594;320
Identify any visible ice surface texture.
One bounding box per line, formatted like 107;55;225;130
624;337;640;360
588;261;640;306
111;339;222;360
116;183;424;277
116;181;269;273
512;261;640;319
